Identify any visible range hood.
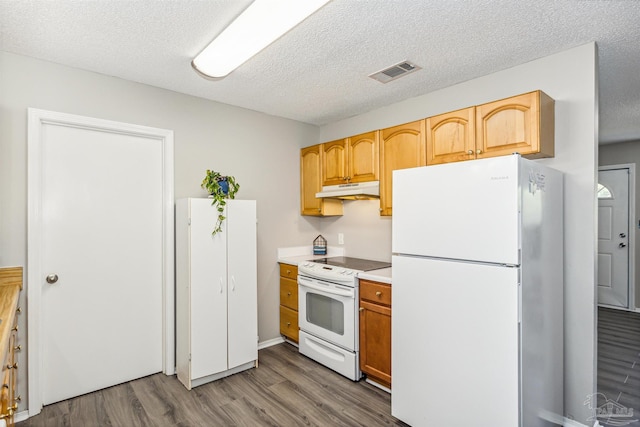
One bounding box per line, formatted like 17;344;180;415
315;181;380;200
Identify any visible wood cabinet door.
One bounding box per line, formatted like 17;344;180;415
476;90;553;159
301;145;343;216
348;131;379;183
300;145;323;215
380;120;426;216
322;139;347;186
426;107;476;165
359;300;391;388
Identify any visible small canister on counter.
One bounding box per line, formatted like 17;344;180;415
313;235;327;255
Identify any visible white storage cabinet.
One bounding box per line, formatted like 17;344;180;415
176;198;258;389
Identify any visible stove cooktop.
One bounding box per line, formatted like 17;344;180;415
307;256;391;272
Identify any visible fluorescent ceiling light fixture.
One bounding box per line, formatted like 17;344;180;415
192;0;331;79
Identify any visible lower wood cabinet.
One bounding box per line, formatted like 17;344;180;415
0;267;22;427
359;279;391;388
279;263;299;343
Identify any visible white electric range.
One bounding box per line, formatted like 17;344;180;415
297;256;391;380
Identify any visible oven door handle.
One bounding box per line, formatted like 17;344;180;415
298;280;354;298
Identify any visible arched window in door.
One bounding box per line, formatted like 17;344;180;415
597;183;613;199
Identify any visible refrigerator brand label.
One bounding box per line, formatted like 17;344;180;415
528;170;546;194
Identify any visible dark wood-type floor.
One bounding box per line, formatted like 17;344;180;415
18;342;408;427
597;307;640;427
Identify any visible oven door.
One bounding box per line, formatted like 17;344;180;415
298;275;356;351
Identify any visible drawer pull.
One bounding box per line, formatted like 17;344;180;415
16;307;22;314
359;307;365;312
11;325;18;332
286;269;291;275
375;291;382;297
287;292;292;296
14;345;21;352
6;363;17;370
286;322;291;327
14;395;21;402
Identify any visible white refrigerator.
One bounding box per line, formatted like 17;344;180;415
391;155;564;426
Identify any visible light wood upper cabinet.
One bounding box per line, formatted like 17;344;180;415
300;145;343;216
348;131;379;183
322;131;379;186
379;120;426;216
476;90;554;159
426;107;476;165
322;139;348;186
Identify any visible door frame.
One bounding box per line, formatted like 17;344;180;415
27;109;175;415
598;164;636;311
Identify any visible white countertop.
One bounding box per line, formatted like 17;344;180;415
277;246;346;265
357;267;392;285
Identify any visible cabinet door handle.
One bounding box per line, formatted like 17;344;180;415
467;150;474;155
11;325;18;332
476;149;482;155
359;307;365;312
14;345;21;352
287;292;292;296
375;291;382;297
231;276;236;291
16;307;22;314
219;277;223;294
286;269;291;275
6;363;17;369
286;322;291;327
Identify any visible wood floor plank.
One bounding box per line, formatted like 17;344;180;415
19;343;405;427
597;307;640;427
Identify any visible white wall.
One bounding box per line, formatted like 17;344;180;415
599;139;640;308
0;51;321;412
319;43;598;424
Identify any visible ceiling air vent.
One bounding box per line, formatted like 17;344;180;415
369;60;422;83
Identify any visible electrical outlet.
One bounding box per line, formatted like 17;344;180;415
338;233;344;245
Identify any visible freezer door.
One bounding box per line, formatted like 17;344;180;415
392;155;520;265
392;255;520;427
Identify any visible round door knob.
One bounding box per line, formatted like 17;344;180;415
620;243;627;248
476;149;483;155
46;274;59;284
467;150;474;155
359;307;365;312
376;291;382;297
287;292;292;296
286;322;291;327
620;233;627;238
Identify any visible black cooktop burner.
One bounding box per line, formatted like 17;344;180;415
308;256;391;272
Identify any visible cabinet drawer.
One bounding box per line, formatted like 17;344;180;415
359;279;391;306
279;305;299;343
279;263;298;280
280;277;298;311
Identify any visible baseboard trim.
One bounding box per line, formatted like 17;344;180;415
15;410;29;423
258;336;285;350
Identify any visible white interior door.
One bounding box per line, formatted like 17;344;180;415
598;168;630;308
28;110;174;408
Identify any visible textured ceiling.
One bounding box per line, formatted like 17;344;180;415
1;0;639;144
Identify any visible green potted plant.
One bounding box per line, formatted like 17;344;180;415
201;169;240;235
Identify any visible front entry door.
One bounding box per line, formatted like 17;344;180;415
598;168;630;308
